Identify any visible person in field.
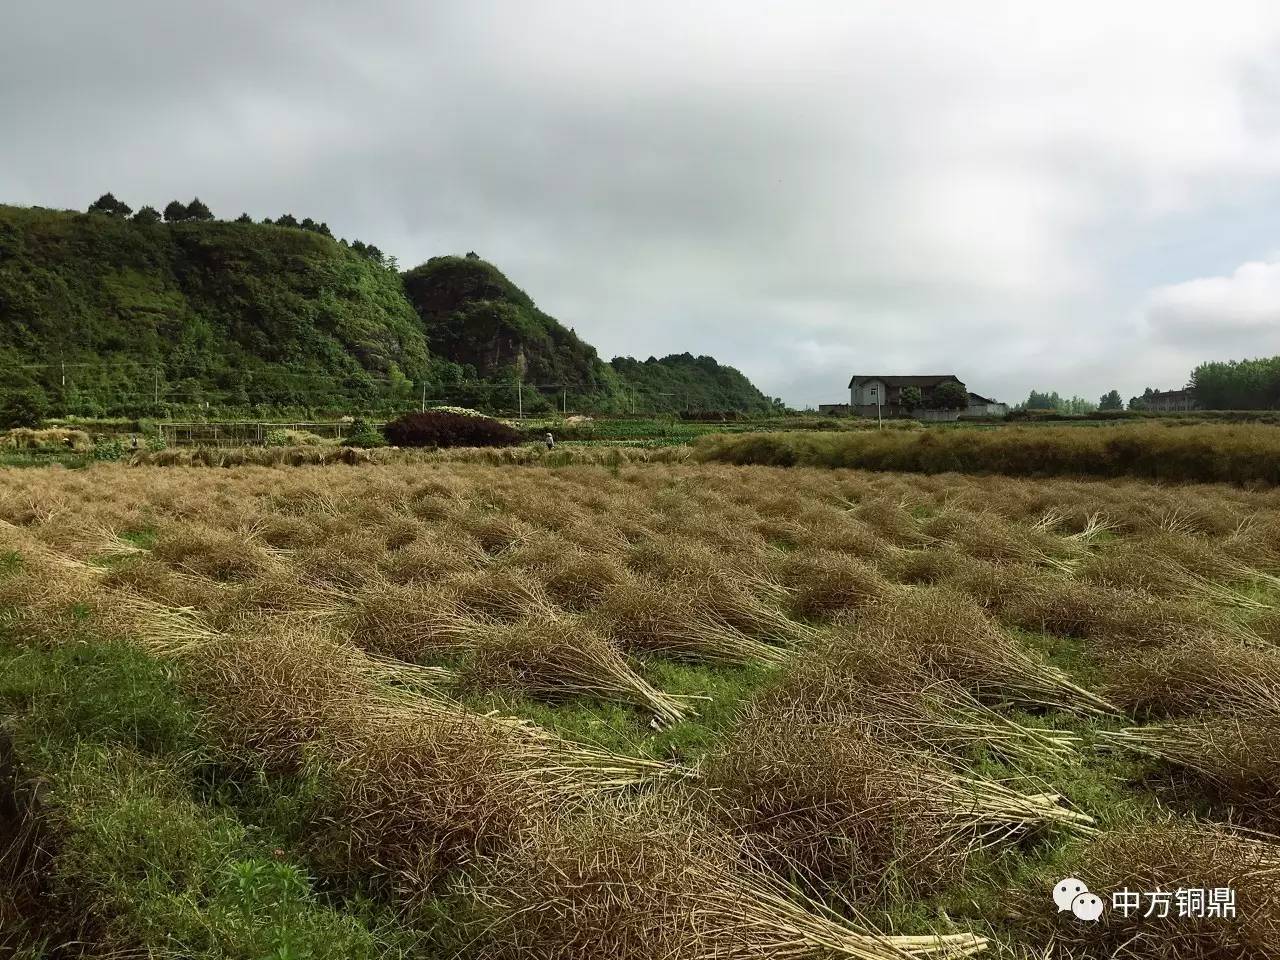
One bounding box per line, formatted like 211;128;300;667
544;432;555;450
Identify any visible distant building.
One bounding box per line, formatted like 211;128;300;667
1146;388;1198;412
845;374;1006;420
965;392;1009;417
817;403;851;415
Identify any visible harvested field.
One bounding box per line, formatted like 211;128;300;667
3;460;1280;957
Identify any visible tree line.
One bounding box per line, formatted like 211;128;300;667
85;193;385;263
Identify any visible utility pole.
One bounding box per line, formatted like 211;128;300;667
562;390;567;415
517;380;523;419
872;386;882;430
154;367;160;406
421;381;427;413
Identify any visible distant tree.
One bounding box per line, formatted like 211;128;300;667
365;244;383;263
299;217;318;231
1098;389;1124;411
1128;386;1156;411
132;205;162;225
163;200;189;222
465;251;480;259
350;239;367;255
0;385;49;428
260;216;274;225
88;192;132;218
1023;389;1059;410
899;385;923;412
929;381;969;410
316;221;332;237
1065;395;1098;414
235;212;252;223
185;197;214;221
276;213;299;228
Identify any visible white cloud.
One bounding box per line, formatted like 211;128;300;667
1145;258;1280;349
7;1;1280;405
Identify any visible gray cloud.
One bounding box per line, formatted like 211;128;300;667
6;1;1280;406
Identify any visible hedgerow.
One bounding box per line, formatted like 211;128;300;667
695;423;1280;484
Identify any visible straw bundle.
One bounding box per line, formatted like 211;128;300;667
590;575;788;666
461;613;689;724
466;800;989;960
841;587;1114;714
706;706;1092;898
1033;819;1280;959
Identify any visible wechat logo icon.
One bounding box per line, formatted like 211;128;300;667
1054;878;1104;921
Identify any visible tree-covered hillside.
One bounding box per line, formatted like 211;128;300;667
0;204;778;418
0;204;441;415
401;254;630;411
610;354;777;415
400;254;778;415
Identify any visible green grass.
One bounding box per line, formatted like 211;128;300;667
458;658;772;763
0;589;436;956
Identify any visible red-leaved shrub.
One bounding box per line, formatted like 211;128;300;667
382;411;523;448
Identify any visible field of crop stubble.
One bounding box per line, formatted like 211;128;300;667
2;460;1280;958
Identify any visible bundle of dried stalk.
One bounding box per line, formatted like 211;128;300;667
1026;819;1280;959
589;574;789;666
460;613;689;725
465;799;989;960
1102;634;1280;718
838;587;1115;714
705;706;1092;899
762;641;1078;768
1104;708;1280;822
775;549;892;619
1001;577;1245;650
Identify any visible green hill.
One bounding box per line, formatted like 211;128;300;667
610;353;778;415
0;204;438;416
0;204;776;418
401;254;629;412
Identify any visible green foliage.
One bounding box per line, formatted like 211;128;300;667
0;385;49;427
341;423;386;448
1189;355;1280;409
0;639;199;759
899;385;923;411
609;353;776;415
91;437;129;461
132;205;162;225
696;423;1280;484
1128;386;1156;411
185;197;214;221
402;255;622;404
1014;390;1098;414
928;380;969;410
0;204;433;416
1098;389;1124;411
0;207;777;419
87;193;132;218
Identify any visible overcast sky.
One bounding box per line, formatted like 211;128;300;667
5;2;1280;407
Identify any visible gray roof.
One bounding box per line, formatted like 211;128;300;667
847;374;962;389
